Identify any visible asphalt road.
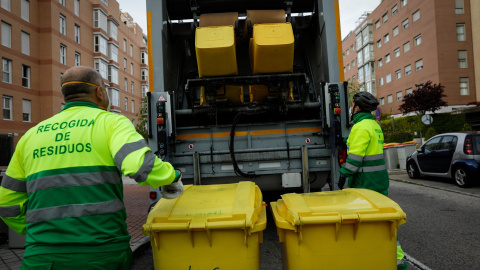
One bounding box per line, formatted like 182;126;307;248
132;173;480;270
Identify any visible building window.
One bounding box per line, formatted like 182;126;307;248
109;44;118;63
23;99;31;122
130;44;133;57
385;54;391;63
22;65;30;88
74;0;80;16
2;58;12;83
60;14;66;35
406;88;413;95
405;64;412;75
124;78;128;91
108;66;118;85
131;81;134;94
1;21;11;48
94;59;108;79
347;64;350;70
455;0;464;14
414;34;422;46
124;97;128;111
402;19;409;30
401;0;407;7
403;41;410;53
74;24;80;43
1;0;11;11
94;35;108;55
456;24;465;41
393;26;399;37
460;77;469;95
356;35;362;49
3;95;12;120
141;51;148;64
458;50;467;68
101;0;108;5
93;9;108;32
375;19;380;29
379;77;384;87
123;39;127;52
346;49;349;56
124;58;127;72
142;85;148;98
352;75;356;82
386;74;392;84
75;52;81;66
387;95;393;104
358;67;363;81
382;12;388;23
141;69;148;81
108;21;118;41
378;58;383;68
60;44;66;65
384;33;389;43
21;31;30;55
396;91;403;101
131;100;135;113
415;59;423;70
377;39;382;48
21;0;29;21
130;63;134;76
380;97;385;105
395;69;401;79
352;59;355;67
394;48;400;58
412;10;420;22
392;5;398;15
109;88;119;107
59;0;65;6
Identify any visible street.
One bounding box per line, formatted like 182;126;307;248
132;174;480;270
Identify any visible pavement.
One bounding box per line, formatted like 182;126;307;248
0;176;151;270
0;171;411;269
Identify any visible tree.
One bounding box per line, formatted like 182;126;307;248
135;97;148;141
398;81;447;115
347;79;361;105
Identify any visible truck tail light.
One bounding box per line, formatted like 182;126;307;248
339;149;347;166
149;191;157;200
464;136;473;155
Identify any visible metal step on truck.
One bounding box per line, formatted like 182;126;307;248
145;0;350;205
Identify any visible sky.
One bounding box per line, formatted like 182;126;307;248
116;0;380;39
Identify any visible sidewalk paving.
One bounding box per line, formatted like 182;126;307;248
0;176;151;270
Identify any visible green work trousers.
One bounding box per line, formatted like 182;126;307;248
21;248;132;270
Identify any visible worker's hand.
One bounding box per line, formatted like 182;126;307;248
338;176;346;190
160;171;184;199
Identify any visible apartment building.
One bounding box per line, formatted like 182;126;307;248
342;0;477;115
0;0;148;148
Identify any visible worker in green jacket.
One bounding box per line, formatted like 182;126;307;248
0;66;183;269
338;91;408;270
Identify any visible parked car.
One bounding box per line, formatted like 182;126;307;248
406;132;480;187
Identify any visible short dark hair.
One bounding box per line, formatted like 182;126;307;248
61;68;103;100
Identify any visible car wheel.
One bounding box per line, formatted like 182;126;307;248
453;167;472;188
407;161;420;179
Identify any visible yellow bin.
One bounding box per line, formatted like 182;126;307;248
271;189;406;270
251;23;294;74
143;182;267;270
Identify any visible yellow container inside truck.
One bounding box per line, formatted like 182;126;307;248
271;189;406;270
143;182;267;270
195;25;238;77
249;83;294;102
251;23;294;74
200;85;244;105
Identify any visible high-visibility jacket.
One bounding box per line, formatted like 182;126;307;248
0;101;176;257
339;112;389;195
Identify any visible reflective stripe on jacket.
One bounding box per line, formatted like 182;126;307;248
0;101;176;257
339;112;389;195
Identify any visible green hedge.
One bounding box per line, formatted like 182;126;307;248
379;113;467;142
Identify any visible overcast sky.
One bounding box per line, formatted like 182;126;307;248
116;0;380;39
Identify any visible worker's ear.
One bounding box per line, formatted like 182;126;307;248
95;86;105;102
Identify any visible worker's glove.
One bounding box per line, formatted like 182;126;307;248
160;170;184;199
338;176;347;190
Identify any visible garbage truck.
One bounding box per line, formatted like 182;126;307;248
145;0;350;204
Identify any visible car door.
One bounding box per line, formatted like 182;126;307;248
417;136;442;173
434;136;458;173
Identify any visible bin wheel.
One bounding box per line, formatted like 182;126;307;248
453;167;472;188
407;161;420;179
